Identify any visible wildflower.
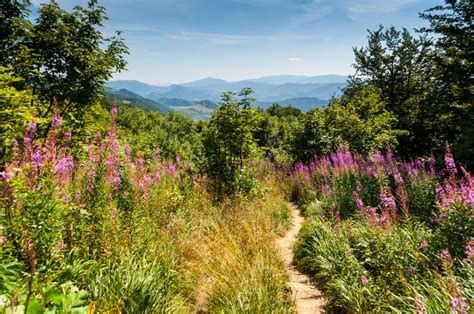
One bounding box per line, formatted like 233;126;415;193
124;142;131;157
427;155;436;175
451;297;468;314
438;211;446;221
64;130;72;143
0;236;7;245
183;163;190;171
465;239;474;257
145;175;152;185
380;192;396;210
361;276;369;286
113;176;122;189
440;249;451;260
321;184;332;197
444;142;457;177
0;171;12;181
54;241;65;250
408;266;415;274
371;152;384;164
111;106;118;119
175;154;181;165
380;191;397;222
52;113;62;128
393;171;404;186
53;156;74;175
154;169;161;182
166;162;176;177
31;149;43;169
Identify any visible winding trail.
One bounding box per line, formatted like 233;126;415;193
277;204;327;313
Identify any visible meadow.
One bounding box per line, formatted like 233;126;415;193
0;106;295;313
1;0;472;312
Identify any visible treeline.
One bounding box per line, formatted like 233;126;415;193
268;0;472;167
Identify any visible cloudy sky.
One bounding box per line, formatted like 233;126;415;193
31;0;441;84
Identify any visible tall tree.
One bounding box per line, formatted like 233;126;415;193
203;88;262;196
0;0;31;66
351;26;451;157
420;0;474;168
1;0;128;127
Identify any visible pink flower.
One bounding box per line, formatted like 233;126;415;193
444;142;457;177
111;106;118;119
64;130;72;143
0;236;7;245
0;171;13;181
361;276;369;286
465;239;474;257
440;249;451;260
451;297;468;314
421;240;430;248
52;113;62;128
53;156;74;175
54;241;65;250
380;192;396;210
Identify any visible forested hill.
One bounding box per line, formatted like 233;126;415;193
108;75;347;103
106;76;337;119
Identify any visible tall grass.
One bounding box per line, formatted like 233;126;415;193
291;145;473;312
0;106;294;312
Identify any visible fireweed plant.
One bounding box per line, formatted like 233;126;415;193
0;106;294;312
291;145;473;312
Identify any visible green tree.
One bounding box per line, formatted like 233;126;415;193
203;88;262;196
0;0;31;67
420;0;474;168
352;26;439;157
292;86;400;162
1;0;128;128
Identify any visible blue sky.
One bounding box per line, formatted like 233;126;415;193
31;0;441;84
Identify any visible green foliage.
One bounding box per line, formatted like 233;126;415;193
420;0;474;169
293;86;400;162
203;88;263;195
0;67;36;167
351;26;441;157
115;103;203;164
1;0;128;128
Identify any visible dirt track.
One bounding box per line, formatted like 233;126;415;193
276;204;327;313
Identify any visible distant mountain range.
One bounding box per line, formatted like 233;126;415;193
107;74;348;119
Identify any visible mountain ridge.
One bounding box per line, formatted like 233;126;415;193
108;74;348;103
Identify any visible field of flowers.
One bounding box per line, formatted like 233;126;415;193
0;106;294;312
291;145;473;312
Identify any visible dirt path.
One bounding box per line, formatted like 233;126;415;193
277;204;327;313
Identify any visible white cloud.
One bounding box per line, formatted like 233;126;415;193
288;57;303;62
342;0;421;14
291;0;422;25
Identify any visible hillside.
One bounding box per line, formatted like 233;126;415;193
108;74;347;103
255;97;328;110
105;88;170;113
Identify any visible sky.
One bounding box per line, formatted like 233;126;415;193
31;0;442;85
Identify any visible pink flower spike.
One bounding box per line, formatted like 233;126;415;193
361;276;369;286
